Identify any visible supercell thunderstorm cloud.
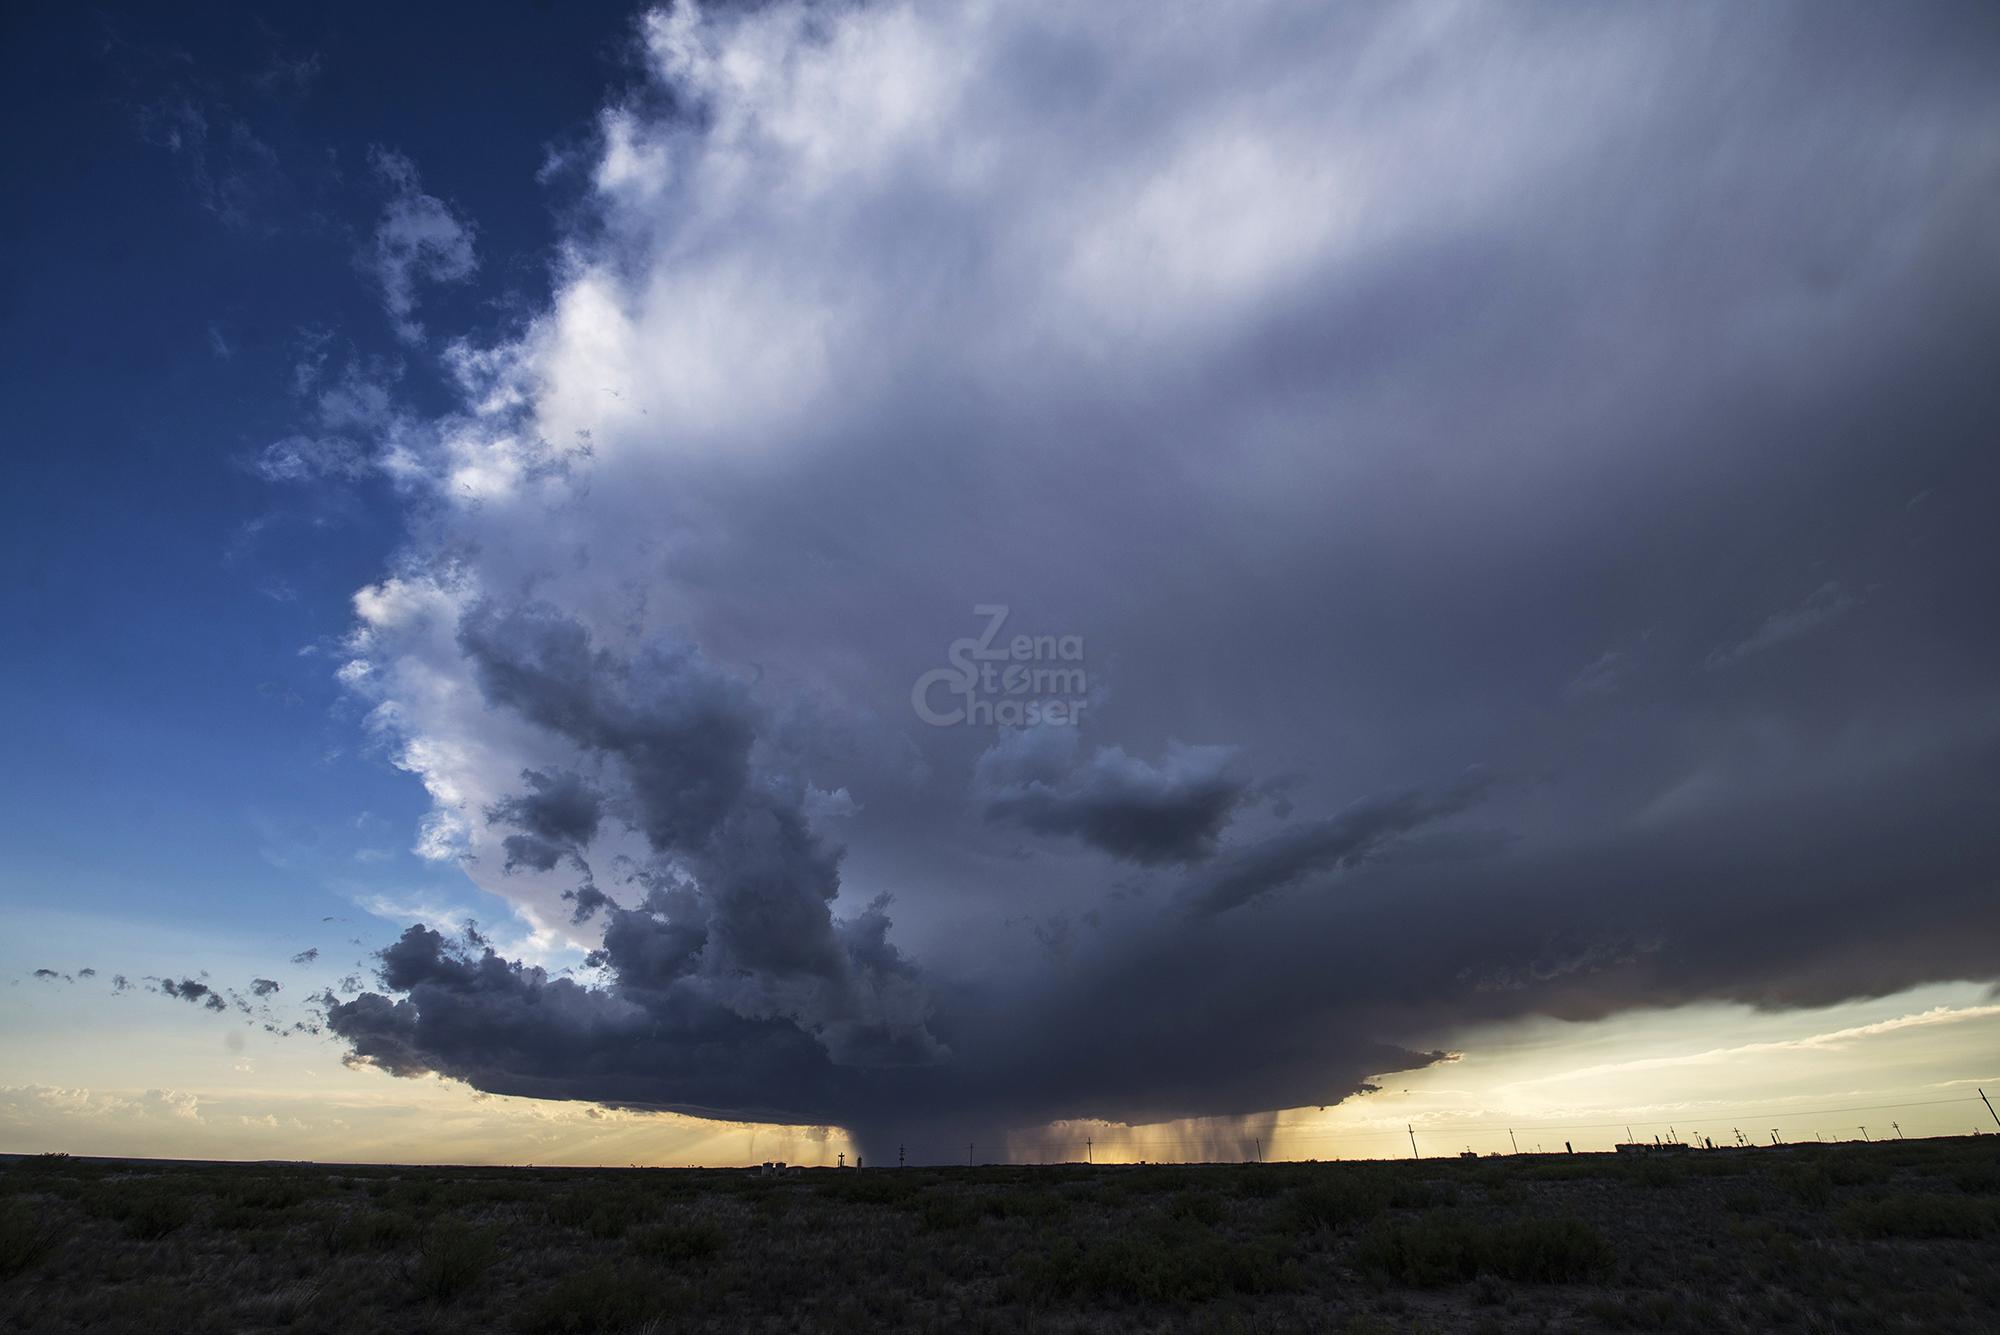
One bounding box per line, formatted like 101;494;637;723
316;1;2000;1161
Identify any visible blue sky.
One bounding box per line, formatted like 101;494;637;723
1;3;632;946
4;1;1999;1165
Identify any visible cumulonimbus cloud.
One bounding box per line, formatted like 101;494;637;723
311;0;2000;1158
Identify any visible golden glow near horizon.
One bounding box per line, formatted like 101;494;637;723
6;946;1994;1166
1051;983;2000;1165
0;1010;856;1169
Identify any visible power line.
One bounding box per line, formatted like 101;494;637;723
1156;1095;1978;1149
1356;1095;1982;1137
880;1095;1988;1163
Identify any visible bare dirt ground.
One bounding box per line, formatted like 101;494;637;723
3;1135;1997;1332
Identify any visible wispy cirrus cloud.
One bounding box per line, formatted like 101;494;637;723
1704;583;1857;671
1509;1004;2000;1088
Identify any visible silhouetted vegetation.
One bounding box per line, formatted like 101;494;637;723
0;1201;60;1278
409;1222;497;1301
1352;1213;1614;1286
1;1136;1996;1331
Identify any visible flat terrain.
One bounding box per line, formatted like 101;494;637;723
3;1137;1998;1332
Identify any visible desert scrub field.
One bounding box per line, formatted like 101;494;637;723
2;1137;1997;1332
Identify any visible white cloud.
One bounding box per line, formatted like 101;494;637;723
367;147;477;344
0;1085;203;1124
253;433;370;483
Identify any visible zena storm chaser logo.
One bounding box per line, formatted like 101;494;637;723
912;604;1088;727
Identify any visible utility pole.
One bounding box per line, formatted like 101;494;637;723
1858;1126;1869;1142
1253;1137;1263;1164
898;1145;905;1168
1086;1137;1092;1164
1408;1124;1420;1160
1981;1089;2000;1131
1509;1129;1519;1154
968;1142;975;1167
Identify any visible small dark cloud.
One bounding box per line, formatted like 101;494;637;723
159;978;228;1012
973;728;1256;865
456;603;753;854
489;769;604;874
250;978;282;996
1184;770;1498;917
291;948;319;965
562;882;612;924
